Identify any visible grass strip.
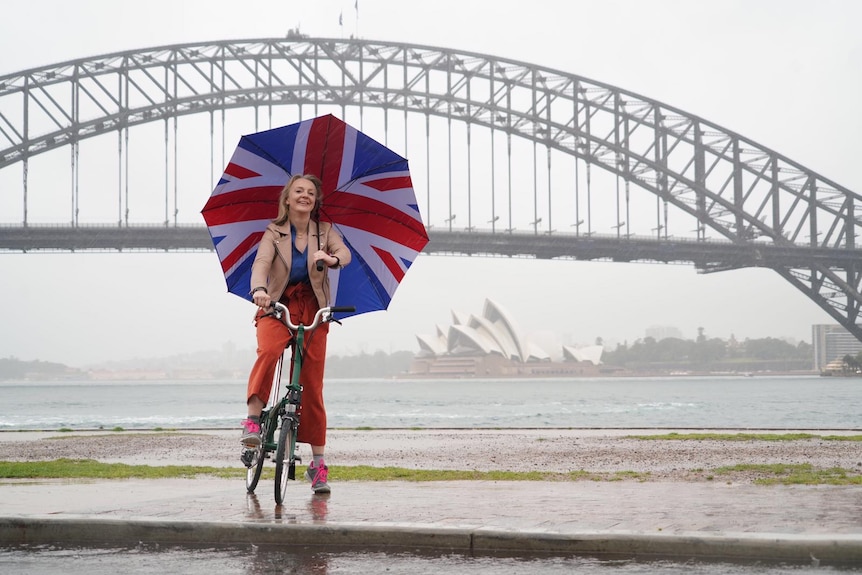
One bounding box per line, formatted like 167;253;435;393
2;459;860;485
330;465;642;482
712;463;862;485
0;459;244;480
0;460;588;482
626;432;862;442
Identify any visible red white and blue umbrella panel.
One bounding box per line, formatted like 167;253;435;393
201;114;429;318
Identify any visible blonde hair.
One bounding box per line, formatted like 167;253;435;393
273;174;323;225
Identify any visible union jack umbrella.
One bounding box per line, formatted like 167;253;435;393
201;114;429;318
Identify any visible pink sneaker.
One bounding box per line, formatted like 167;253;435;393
305;460;331;493
240;418;261;446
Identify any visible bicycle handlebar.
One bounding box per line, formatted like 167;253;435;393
271;302;355;330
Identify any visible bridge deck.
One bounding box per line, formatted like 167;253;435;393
0;225;855;271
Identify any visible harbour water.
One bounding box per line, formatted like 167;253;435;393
2;374;860;431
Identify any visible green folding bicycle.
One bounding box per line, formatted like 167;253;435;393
241;301;354;504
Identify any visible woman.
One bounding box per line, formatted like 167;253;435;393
241;174;351;494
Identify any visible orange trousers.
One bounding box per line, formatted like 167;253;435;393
246;283;330;447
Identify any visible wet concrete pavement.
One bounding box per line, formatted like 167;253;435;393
2;475;862;565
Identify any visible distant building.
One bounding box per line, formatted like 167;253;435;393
812;324;862;372
562;345;604;364
644;325;683;341
411;299;615;378
416;299;549;363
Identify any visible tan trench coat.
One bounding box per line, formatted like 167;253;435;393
249;220;351;308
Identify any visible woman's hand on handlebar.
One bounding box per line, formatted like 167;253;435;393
252;290;272;309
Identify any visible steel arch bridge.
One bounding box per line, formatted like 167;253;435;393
1;37;861;339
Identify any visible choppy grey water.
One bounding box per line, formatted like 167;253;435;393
2;375;861;430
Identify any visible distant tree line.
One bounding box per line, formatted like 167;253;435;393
837;352;862;374
0;357;80;380
602;333;813;372
325;350;415;378
2;335;816;381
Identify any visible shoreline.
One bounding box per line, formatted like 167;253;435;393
2;428;861;483
4;424;862;432
4;369;823;382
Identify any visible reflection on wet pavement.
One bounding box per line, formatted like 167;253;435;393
0;544;841;575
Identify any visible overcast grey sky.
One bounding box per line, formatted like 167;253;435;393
1;0;860;366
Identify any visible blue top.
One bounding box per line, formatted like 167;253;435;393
289;225;310;284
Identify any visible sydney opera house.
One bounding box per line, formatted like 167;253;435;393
408;299;613;378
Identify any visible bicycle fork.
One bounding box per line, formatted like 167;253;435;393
282;385;302;479
283;326;304;480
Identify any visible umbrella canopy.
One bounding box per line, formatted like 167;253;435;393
202;114;429;318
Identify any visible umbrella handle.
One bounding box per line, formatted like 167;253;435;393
316;227;324;271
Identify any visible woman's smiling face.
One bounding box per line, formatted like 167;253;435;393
287;177;318;214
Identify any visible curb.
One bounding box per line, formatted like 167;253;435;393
2;516;861;565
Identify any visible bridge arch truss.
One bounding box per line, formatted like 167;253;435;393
1;37;861;339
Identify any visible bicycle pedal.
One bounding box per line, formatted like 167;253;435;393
240;449;256;468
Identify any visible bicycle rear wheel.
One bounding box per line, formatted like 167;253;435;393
273;419;295;504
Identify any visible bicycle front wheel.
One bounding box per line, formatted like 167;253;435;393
245;417;269;493
244;445;265;493
273;420;295;504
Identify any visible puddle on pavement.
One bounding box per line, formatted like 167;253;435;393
1;543;855;574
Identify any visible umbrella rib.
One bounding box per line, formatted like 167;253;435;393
337;158;408;192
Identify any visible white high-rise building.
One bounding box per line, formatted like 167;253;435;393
812;324;862;371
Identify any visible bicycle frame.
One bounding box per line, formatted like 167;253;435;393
261;317;307;480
